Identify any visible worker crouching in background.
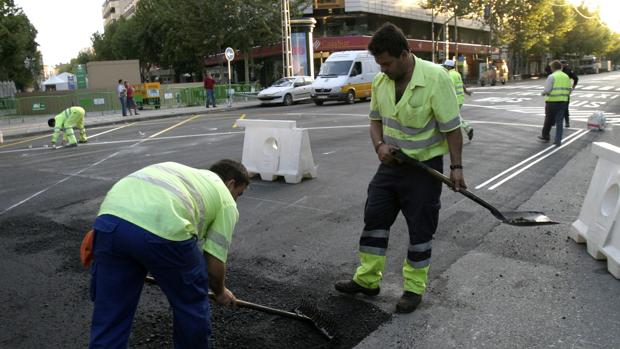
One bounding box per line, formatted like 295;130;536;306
48;106;88;149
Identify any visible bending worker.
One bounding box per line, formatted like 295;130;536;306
443;59;474;141
335;23;465;313
47;106;88;148
88;159;249;348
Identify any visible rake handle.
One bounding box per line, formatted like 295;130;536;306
208;292;308;320
393;151;507;222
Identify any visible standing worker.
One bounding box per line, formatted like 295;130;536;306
124;81;139;116
203;72;216;108
443;59;474;141
88;159;249;348
334;23;465;313
539;60;571;146
47;106;88;148
560;60;578;127
117;79;127;116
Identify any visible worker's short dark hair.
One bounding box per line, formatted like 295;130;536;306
118;79;122;83
47;118;55;127
368;22;410;58
550;60;562;70
210;159;250;186
560;60;568;65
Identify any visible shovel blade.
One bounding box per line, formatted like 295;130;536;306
500;211;559;226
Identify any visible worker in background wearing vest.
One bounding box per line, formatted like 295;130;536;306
88;159;249;349
443;59;474;141
539;60;571;146
47;106;88;149
560;60;578;128
335;23;465;314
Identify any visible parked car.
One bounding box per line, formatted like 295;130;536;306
257;76;314;106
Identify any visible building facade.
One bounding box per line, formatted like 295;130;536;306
102;0;138;26
205;0;494;86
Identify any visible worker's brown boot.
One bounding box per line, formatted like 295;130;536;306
395;291;422;313
334;280;380;296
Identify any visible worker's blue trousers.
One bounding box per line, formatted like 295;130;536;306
89;214;211;349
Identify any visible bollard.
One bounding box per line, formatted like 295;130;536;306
236;119;317;184
571;142;620;278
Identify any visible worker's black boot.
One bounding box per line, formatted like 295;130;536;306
395;291;422;313
334;280;380;296
467;128;474;141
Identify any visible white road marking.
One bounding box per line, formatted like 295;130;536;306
89;123;135;138
598;86;614;91
487;130;591;190
475;130;586;190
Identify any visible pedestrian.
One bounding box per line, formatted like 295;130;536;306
47;106;88;149
443;59;474;141
124;81;139;116
539;60;571;146
88;159;249;348
203;72;216;108
560;60;578;127
117;79;127;116
334;22;465;314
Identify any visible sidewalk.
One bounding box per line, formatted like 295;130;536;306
0;100;259;141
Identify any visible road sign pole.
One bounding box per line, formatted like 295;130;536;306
224;47;235;108
227;60;232;108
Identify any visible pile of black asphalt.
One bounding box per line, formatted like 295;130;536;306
0;215;390;348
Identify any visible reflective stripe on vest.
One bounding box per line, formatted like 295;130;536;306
546;71;571;102
152;164;207;234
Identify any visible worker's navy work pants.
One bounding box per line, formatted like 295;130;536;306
542;101;568;145
353;156;443;294
89;214;211;349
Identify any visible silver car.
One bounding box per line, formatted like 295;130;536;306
257;76;314;106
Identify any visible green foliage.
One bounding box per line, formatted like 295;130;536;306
0;0;41;90
83;0;310;82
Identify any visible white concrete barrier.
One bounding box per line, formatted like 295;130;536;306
570;142;620;278
236;119;317;184
0;129;3;144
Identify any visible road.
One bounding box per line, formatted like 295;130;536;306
1;71;619;348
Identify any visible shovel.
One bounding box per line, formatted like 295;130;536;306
392;151;558;226
144;275;335;340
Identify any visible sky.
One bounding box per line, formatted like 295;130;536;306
14;0;104;67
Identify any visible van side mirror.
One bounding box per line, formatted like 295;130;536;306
294;82;303;87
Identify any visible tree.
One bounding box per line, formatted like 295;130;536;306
0;0;41;90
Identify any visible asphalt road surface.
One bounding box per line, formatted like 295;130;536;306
1;71;619;348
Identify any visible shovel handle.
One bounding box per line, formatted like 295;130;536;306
208;292;307;320
393;151;507;222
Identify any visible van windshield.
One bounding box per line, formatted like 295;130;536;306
318;61;353;77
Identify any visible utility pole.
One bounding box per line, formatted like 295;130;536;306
454;10;458;70
443;0;449;62
431;7;435;63
281;0;293;78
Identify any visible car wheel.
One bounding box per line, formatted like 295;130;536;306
314;100;324;106
283;94;293;106
346;90;355;104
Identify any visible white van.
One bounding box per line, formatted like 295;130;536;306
310;50;380;105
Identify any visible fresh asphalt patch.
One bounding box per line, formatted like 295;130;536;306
0;215;391;348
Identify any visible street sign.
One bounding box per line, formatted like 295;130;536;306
76;64;87;89
225;47;235;61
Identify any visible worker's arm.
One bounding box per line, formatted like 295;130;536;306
371;119;398;163
445;128;466;191
205;252;236;305
542;75;554;96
